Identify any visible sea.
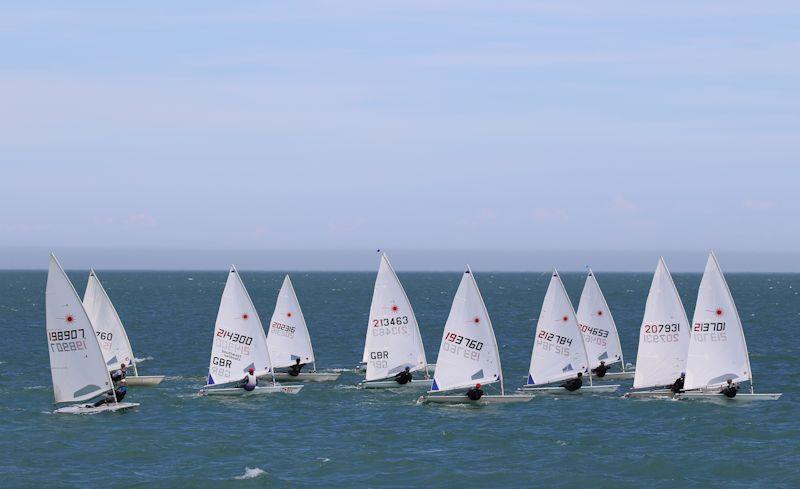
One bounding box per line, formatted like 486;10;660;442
0;270;797;487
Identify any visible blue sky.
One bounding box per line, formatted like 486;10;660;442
1;2;798;270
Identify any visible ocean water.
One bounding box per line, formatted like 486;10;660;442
0;270;798;487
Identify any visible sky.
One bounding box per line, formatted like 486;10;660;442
0;1;798;271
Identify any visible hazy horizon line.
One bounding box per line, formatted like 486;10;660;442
1;247;798;272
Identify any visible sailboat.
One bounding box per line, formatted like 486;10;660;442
417;266;531;404
676;252;781;401
83;270;164;386
358;252;432;389
199;266;303;396
267;275;340;382
625;257;691;398
520;270;619;394
46;254;139;413
576;269;633;380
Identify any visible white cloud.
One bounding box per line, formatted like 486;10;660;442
126;213;158;228
743;199;777;210
532;208;568;222
610;196;639;214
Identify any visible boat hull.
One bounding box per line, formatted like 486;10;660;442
55;402;140;414
417;394;532;405
520;384;620;394
200;384;304;396
356;363;436;374
272;372;341;382
358;379;433;389
125;375;165;386
595;371;634;381
676;391;782;401
624;389;675;398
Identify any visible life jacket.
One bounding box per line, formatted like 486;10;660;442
244;373;257;391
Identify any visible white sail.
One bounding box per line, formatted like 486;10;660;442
632;257;691;389
576;270;624;370
206;266;272;386
527;270;589;385
684;252;752;390
46;254;113;403
83;270;137;374
267;275;315;369
431;266;502;393
364;253;428;382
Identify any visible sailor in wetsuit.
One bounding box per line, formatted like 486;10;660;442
92;379;127;407
111;363;127;383
242;367;257;391
720;379;739;398
288;358;304;377
562;372;583;392
466;383;484;401
592;361;609;378
394;366;413;385
671;372;686;393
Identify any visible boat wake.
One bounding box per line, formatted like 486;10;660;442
135;356;153;364
234;467;266;480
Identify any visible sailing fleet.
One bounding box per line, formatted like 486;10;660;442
43;251;781;414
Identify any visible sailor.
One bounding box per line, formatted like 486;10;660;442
671;372;686;393
466;383;484;401
242;367;257;391
110;363;127;383
720;379;739;398
394;366;413;385
288;358;304;377
592;361;609;378
562;372;583;392
92;379;127;407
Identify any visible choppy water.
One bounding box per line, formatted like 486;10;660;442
0;270;797;487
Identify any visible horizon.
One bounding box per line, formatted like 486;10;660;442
3;247;799;272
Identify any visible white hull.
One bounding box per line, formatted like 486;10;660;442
356;363;436;374
676;391;782;401
55;402;140;414
200;384;304;396
520;384;620;394
272;372;341;382
596;371;634;381
125;375;165;386
358;379;433;389
624;389;675;398
417;394;532;405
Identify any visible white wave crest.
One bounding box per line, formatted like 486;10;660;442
234;467;266;480
134;356;153;364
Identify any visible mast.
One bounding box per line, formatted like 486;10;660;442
89;269;139;377
711;251;754;391
468;265;504;395
556;269;592;387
